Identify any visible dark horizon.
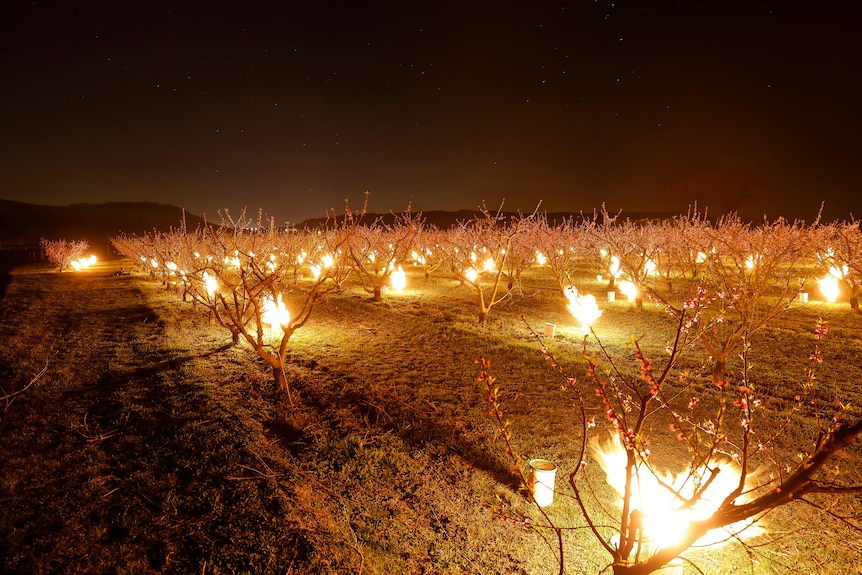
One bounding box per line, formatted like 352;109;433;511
2;1;860;224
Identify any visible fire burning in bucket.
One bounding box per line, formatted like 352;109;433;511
564;286;602;336
592;437;761;554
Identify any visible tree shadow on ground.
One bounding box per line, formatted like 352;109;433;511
284;357;520;491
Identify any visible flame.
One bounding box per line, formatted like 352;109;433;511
262;293;290;329
829;264;848;280
483;256;496;273
203;272;218;296
70;254;97;271
818;275;841;302
266;254;278;272
390;265;407;292
618;280;638;301
535;251;547;266
609;255;621;278
644;258;657;276
745;253;760;270
565;286;602;336
592;437;760;551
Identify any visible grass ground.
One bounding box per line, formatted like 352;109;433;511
1;258;861;574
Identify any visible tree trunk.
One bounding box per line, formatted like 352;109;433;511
273;363;291;405
712;355;727;386
373;285;382;302
635;294;644;310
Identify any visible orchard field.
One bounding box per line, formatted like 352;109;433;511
2;208;862;574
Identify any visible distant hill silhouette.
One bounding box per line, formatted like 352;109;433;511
0;200;683;259
0;200;207;256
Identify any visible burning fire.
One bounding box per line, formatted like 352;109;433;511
818;276;840;302
482;256;496;273
818;265;846;303
564;286;602;336
592;437;760;552
609;255;621;278
390;265;407;292
535;251;547;266
70;254;97;270
618;280;638;301
203;272;218;297
262;293;290;329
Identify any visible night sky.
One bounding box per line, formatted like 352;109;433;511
3;1;860;225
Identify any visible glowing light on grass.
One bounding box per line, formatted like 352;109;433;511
150;258;159;269
465;268;479;283
262;293;290;329
390;266;407;292
618;280;638;301
166;261;177;272
594;439;759;552
564;286;602;336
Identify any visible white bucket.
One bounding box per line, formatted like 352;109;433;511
596;274;603;283
544;322;556;338
800;292;809;303
607;291;616;302
529;459;557;507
